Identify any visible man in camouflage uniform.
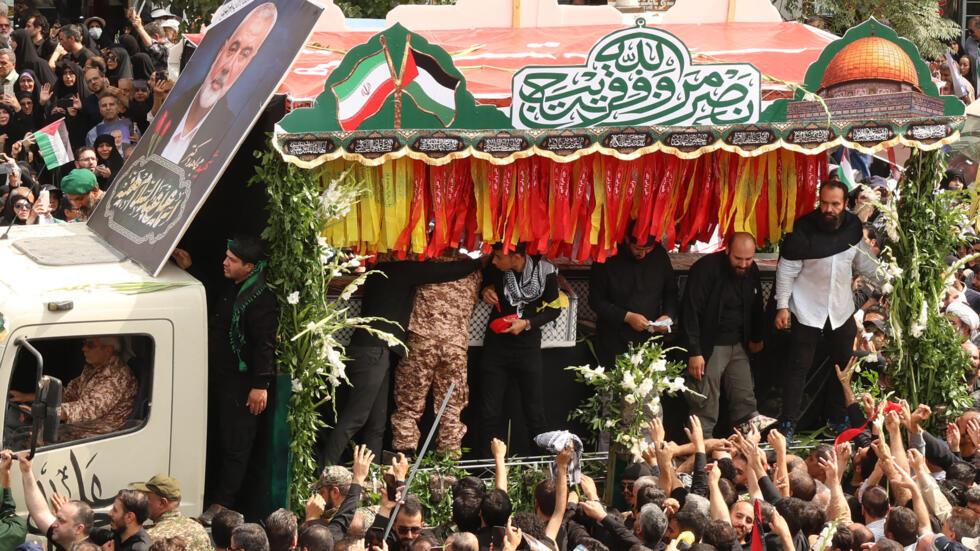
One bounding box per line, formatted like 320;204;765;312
7;336;137;444
390;265;481;454
134;474;213;551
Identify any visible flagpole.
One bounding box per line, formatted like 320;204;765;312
381;35;401;129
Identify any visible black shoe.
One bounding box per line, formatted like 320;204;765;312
198;503;225;526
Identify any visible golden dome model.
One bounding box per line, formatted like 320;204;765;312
819;36;920;92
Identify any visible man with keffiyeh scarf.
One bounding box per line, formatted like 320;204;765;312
172;235;278;525
478;242;565;456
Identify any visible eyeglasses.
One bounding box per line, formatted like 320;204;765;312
396;526;422;535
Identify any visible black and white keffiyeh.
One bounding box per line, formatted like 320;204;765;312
503;256;556;317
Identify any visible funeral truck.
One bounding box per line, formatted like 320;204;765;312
0;222;211;519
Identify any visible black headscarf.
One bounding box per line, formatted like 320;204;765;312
93;133;123;190
779;209;864;261
130;52;155;82
105;46;133;85
128;80;152;133
53;60;88;101
10;29;56;87
16;91;40;132
119;34;139;58
0;104;28;155
16;71;41;118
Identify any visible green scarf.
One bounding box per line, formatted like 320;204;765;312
229;259;268;373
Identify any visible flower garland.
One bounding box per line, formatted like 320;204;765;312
566;337;699;461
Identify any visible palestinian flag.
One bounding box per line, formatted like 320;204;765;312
400;48;460;126
33;118;74;169
333;49;396;131
837;148;857;192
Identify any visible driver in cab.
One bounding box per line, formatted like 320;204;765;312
8;336;137;443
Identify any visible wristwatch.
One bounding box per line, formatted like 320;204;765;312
523;319;532;332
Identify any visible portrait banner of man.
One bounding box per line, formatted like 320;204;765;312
86;0;324;276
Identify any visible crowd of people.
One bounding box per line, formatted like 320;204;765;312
0;2;181;226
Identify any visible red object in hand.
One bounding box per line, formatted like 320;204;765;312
490;314;519;334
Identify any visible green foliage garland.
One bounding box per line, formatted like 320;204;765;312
880;149;972;421
252;147;397;513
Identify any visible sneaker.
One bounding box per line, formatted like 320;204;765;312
736;414;778;435
197;503;225;526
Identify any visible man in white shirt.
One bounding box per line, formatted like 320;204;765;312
774;179;880;438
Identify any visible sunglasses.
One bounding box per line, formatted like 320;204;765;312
13;202;31;211
396;526;422;535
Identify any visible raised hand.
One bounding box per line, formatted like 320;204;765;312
648;418;665;445
909;404;931;433
305;493;325;521
351;444;374;486
768;429;787;456
684;415;705;453
491;438;507;460
948;422;962;453
392;452;409;481
835;356;858;388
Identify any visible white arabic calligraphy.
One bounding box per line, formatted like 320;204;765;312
511;24;760;129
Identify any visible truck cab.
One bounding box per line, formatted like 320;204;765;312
0;223;208;519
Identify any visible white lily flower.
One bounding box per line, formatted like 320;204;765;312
622;372;637;391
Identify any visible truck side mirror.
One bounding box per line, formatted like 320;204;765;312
35;376;62;446
14;336;63;459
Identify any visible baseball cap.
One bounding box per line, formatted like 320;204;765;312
160;19;179;31
131;474;181;500
312;465;352;490
865;318;891;337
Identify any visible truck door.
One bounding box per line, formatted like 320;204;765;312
0;319;174;517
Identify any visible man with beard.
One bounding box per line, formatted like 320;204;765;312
159;2;276;165
680;232;772;437
106;489;152;550
774;179;881;438
304;445;373;542
60;168;103;222
589;227;678;370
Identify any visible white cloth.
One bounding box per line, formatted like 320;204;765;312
775;240;880;330
866;518;885;542
533;429;583;484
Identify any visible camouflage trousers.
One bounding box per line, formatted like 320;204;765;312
391;332;469;453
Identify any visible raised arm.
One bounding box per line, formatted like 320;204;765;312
819;446;851;524
546;447;572;541
707;464;730;524
16;453;55;534
491;438;508;492
767;429;790;497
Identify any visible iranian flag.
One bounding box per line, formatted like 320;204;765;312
333;49;396;131
400;48;460;126
33;118;74;169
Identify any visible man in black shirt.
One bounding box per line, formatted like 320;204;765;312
589;232;678;368
321;256;482;464
679;233;770;436
479;243;563;455
107;490;153;551
172;236;278;523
